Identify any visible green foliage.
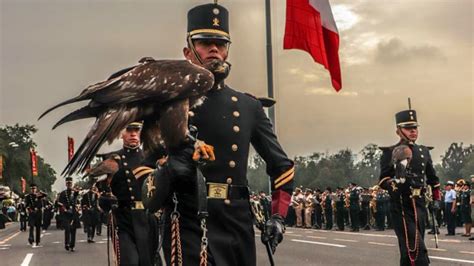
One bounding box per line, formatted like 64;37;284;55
438;142;473;181
0;124;56;196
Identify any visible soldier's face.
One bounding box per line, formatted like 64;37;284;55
397;126;418;141
122;128;141;147
184;39;229;65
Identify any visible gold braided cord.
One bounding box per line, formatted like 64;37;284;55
170;213;182;266
401;198;420;266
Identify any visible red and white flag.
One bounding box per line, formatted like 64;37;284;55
67;136;74;162
284;0;342;91
30;149;38;177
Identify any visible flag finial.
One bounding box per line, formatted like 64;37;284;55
408;97;412;110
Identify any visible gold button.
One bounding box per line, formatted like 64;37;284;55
127;179;131;183
224;199;231;205
122;155;126;159
125;170;130;174
233;111;240;117
233;126;240;133
123;162;128;166
188;111;195;117
231;144;238;151
226;177;232;184
131;196;135;200
129;187;133;191
231;96;238;102
229;161;236;168
421;155;424;158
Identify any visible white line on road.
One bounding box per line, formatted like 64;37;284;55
289;234;303;237
333;231;397;238
431;238;461;243
0;247;10;250
368;242;396;247
21;253;34;266
0;244;12;247
307;236;327;239
430;256;474;264
291;239;346;248
427;248;447;252
333;238;358;243
52;241;61;244
460;251;474;255
0;231;21;244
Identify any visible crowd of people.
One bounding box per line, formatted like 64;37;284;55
250;178;473;240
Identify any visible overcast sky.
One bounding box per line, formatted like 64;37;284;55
1;0;472;191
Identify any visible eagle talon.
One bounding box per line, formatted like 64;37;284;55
193;140;215;162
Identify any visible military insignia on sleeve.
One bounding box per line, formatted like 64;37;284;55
146;175;156;198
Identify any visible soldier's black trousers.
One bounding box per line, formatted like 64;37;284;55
445;202;456;235
64;223;77;248
20;216;27;231
392;197;429;266
28;213;42;244
336;208;344;230
86;224;96;240
350;207;360;230
325;208;333;229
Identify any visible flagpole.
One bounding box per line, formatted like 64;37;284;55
265;0;274;197
265;0;275;126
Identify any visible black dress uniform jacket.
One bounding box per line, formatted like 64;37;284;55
109;147;158;266
379;142;440;266
162;85;294;266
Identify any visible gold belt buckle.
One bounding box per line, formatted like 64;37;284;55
411;188;421;197
207;183;228;199
133;201;144;210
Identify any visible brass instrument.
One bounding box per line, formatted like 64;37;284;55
344;190;350;208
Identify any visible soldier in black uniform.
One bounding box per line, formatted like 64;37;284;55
42;198;54;231
323;187;333;230
360;188;371;230
18;199;28;231
335;187;345;231
375;187;386;231
460;182;472;237
378;107;441;266
103;122;157;265
348;182;360;232
58;177;81;252
25;183;46;246
81;185;101;243
142;3;294;265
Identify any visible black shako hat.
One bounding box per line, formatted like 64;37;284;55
65;177;73;183
187;3;230;42
126;122;143;131
395;109;419;128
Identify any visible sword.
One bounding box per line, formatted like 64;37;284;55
250;200;275;266
430;202;439;248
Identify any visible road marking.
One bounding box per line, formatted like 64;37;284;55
290;234;302;237
0;244;12;247
431;238;461;243
102;238;108;241
21;253;34;266
44;232;51;236
427;248;447;252
286;231;294;234
79;240;87;243
0;231;21;244
291;239;346;248
333;231;396;238
333;238;358;243
0;247;10;250
307;236;327;239
430;256;474;264
97;241;106;244
460;251;474;255
52;241;61;244
368;242;395;247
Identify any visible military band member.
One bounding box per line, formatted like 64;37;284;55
460;182;472;237
323;188;333;230
81;185;101;243
25;183;46;247
142;3;294;265
292;188;305;227
360;188;371;230
348;182;360;232
375;186;386;231
335;187;345;231
304;189;314;228
379;107;441;266
58;177;81;252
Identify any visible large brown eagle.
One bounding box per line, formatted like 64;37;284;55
39;57;229;176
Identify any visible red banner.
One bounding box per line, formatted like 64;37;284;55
0;155;3;180
67;137;75;162
21;177;26;193
30;149;38;176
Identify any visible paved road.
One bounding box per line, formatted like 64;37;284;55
1;222;473;265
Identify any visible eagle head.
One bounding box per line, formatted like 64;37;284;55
202;60;231;84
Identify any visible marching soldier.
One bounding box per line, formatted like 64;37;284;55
348;182;360;232
323;188;333;230
25;183;46;247
81;185;101;243
142;2;294;265
375;186;386;231
99;122;158;265
18;198;28;231
58;177;81;252
378;106;441;266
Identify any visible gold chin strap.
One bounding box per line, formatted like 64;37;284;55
187;34;204;65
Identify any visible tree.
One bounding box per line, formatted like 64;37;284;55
353;144;381;187
439;142;474;180
0;124;57;196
